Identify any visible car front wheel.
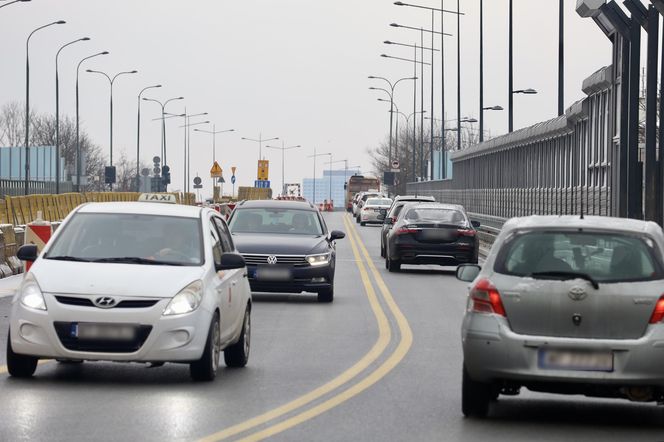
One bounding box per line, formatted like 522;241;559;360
462;365;492;418
190;313;221;381
6;331;38;378
317;287;334;303
224;306;251;368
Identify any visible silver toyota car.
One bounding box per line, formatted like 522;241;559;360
457;215;664;417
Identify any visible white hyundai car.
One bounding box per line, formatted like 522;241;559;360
7;201;252;381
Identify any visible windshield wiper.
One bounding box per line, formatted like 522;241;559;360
530;271;599;289
45;255;92;262
91;257;184;266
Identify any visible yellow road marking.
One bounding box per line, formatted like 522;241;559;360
198;214;391;442
233;216;413;442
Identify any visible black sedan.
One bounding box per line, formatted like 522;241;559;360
227;200;345;302
384;202;479;272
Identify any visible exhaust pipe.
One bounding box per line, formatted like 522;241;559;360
622;386;653;402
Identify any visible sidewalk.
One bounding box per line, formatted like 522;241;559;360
0;274;23;298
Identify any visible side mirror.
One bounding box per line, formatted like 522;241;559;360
216;252;246;271
456;264;481;282
384;217;394;225
471;220;481;229
17;244;38;262
377;209;387;221
330;230;345;241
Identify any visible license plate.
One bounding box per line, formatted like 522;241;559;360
419;229;455;241
538;349;614;372
71;323;137;341
256;266;292;281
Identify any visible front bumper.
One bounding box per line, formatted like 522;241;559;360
246;263;333;294
10;293;212;362
462;313;664;386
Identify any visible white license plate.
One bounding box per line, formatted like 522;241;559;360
538;349;614;372
256;266;292;281
71;323;137;341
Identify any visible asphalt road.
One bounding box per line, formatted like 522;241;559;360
1;211;663;441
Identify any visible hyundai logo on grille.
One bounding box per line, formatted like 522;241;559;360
266;255;278;265
94;297;117;308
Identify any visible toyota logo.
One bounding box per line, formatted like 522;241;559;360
94;297;117;309
568;286;587;301
266;255;278;265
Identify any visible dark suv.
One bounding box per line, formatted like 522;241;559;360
228;200;345;302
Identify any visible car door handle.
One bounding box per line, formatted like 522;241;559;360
242;273;248;278
232;281;237;286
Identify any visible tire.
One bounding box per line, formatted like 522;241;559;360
360;221;366;226
190;313;221;381
387;256;401;272
6;331;38;378
224;306;251;368
380;242;385;258
355;215;360;224
462;365;492;418
317;287;334;303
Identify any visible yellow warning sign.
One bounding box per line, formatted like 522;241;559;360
210;161;223;178
257;160;269;181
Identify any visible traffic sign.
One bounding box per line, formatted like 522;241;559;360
254;180;270;189
193;176;202;186
218;176;226;184
231;166;237;175
391;160;400;169
210;161;223;178
193;184;203;189
231;175;236;184
257;160;269;181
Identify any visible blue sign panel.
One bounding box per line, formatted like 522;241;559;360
254;180;270;188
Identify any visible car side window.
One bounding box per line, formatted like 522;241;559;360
390;204;404;218
213;217;234;253
209;218;223;267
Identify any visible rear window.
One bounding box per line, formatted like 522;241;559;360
495;231;664;283
366;198;392;206
403;207;467;226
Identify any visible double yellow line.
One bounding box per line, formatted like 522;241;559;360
200;215;413;442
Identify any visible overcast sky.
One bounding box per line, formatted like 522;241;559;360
0;0;613;197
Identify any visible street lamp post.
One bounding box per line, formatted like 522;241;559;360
136;84;162;191
0;0;31;9
87;69;138;190
142;96;184;180
241;134;279;181
509;88;538;132
75;51;108;192
194;125;235;198
265;141;301;196
480;105;503;142
25;20;66;195
308;148;331;204
55;37;89;194
177;113;208;193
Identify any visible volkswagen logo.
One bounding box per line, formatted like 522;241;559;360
568;286;587;301
266;255;278;265
94;296;117;309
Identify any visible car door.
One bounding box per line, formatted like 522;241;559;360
208;215;234;343
212;216;247;337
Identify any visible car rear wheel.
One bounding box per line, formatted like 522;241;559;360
380;242;385;258
317;287;334;303
355;215;360;224
462;365;492;418
387;255;401;272
360;221;366;226
6;331;38;378
190;313;221;381
224;307;251;368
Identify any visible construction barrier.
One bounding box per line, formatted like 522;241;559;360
24;211;52;272
0;224;22;275
0;191;196;227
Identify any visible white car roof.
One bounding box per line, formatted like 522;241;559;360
502;215;662;236
76;202;204;218
401;202;466;211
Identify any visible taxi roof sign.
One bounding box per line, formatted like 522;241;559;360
138;193;177;204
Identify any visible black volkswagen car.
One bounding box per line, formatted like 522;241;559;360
384;202;479;272
227;200;345;302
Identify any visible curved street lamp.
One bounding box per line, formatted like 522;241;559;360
266;142;301;195
24;19;66;195
55;37;89;193
142;96;184;169
135;84;162;191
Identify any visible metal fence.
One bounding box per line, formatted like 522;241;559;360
408;65;615;226
0;179;74;197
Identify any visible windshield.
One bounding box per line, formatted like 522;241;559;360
366;198;392;206
229;208;323;235
403;207;467;226
495;231;664;283
45;213;203;266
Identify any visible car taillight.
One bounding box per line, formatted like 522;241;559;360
649;296;664;324
457;229;476;237
396;226;420;235
469;278;506;316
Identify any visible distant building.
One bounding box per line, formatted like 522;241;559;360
302;169;357;205
0;146;66;181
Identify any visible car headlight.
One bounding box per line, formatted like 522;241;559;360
20;275;46;311
306;253;331;266
163;280;203;316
